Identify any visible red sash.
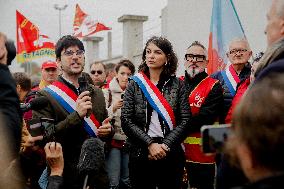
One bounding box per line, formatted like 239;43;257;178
184;77;218;163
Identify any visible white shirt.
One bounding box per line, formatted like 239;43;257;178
147;110;164;138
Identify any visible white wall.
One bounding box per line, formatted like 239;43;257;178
161;0;271;76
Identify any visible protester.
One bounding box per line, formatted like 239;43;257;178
121;36;190;189
12;72;32;103
103;59;135;189
37;60;58;90
254;0;284;81
89;61;107;88
182;41;223;189
226;74;284;189
23;60;59;123
225;52;264;123
211;38;252;120
33;35;113;189
210;38;252;189
0;32;22;157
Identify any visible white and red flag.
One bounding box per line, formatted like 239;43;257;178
16;10;55;63
73;4;111;38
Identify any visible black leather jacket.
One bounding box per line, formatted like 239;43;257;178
121;75;191;152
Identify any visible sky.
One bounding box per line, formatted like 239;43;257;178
0;0;167;70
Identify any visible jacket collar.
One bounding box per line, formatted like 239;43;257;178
185;71;208;86
109;77;124;93
58;75;79;95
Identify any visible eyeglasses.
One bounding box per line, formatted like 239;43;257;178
185;54;206;62
62;50;85;57
229;49;248;55
91;70;103;75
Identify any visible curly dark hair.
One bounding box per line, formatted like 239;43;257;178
55;35;84;60
115;59;136;75
138;36;178;77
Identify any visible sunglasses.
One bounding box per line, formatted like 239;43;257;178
91;70;103;75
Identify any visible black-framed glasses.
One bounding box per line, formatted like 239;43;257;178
229;49;248;55
91;70;103;75
185;54;206;62
62;49;85;57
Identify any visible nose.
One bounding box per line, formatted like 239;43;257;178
147;52;155;59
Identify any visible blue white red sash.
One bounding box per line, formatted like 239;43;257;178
132;72;176;130
221;64;240;96
43;81;100;137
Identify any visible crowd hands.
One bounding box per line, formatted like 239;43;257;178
1;0;284;188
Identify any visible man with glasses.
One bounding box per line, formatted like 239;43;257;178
211;38;252;189
182;41;223;189
33;35;113;189
89;61;107;88
211;38;252;120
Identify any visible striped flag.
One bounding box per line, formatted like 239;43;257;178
207;0;246;74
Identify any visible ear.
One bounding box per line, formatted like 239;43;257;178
16;84;21;93
226;52;230;58
248;50;253;58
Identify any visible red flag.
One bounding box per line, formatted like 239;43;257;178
73;4;111;38
16;10;55;63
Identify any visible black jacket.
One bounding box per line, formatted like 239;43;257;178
256;58;284;82
0;64;22;157
121;75;191;152
47;176;64;189
184;71;224;133
211;64;251;117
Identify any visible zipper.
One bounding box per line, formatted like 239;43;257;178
161;78;171;136
145;99;148;133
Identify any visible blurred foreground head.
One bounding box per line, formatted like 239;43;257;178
0;113;24;189
229;74;284;182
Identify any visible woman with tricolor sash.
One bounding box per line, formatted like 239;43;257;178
121;36;191;189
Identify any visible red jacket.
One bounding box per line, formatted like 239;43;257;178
225;78;250;123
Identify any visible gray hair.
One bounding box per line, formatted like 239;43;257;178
227;38;251;53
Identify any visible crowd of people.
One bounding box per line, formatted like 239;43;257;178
1;0;284;189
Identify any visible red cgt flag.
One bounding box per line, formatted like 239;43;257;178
16;10;55;63
73;4;111;38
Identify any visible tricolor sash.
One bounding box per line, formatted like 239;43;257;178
132;72;176;130
221;64;240;96
44;81;100;137
184;76;218;163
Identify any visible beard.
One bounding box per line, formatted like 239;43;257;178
186;66;204;78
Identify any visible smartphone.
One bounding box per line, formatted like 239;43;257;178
201;124;232;154
28;118;44;137
40;118;55;129
27;118;55;137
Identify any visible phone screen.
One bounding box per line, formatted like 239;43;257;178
201;124;232;154
40;118;54;129
28;118;44;137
